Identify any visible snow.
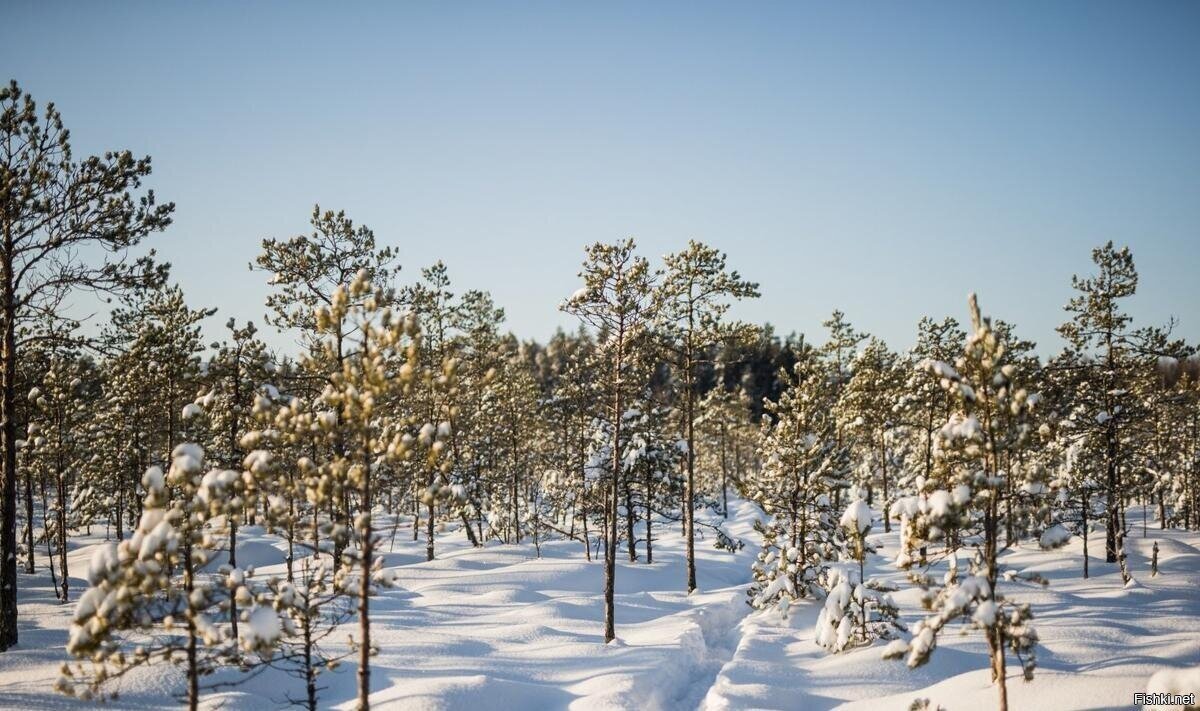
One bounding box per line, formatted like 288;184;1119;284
927;490;955;518
5;501;1200;710
840;499;873;536
1146;665;1200;708
1039;523;1072;550
241;605;283;652
971;599;997;627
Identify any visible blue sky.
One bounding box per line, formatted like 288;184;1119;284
4;1;1198;353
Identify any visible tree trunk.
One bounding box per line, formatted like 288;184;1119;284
0;235;19;649
719;422;729;519
624;472;636;562
1082;490;1090;579
358;471;373;711
425;499;435;562
880;434;891;533
184;552;200;711
22;467;33;574
684;357;697;594
644;465;653;565
303;610;317;711
603;477;617;643
991;627;1009;711
603;335;623;644
56;469;68;602
229;517;239;641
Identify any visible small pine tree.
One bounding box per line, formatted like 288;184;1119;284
747;354;846;614
61;445;279;709
815;494;903;653
884;295;1042;711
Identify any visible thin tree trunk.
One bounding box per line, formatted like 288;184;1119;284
22;467;33;575
880;434;891;533
56;468;68;602
303;608;317;711
719;422;729;519
0;238;19;648
1082;490;1090;579
624;471;636;562
184;552;200;711
425;499;435;562
358;465;373;710
644;464;653;564
603;333;623;644
229;517;239;641
992;627;1009;711
684;352;697;593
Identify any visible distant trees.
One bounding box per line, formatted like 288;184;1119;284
23;347;95;602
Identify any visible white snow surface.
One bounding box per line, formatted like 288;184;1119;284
3;502;1200;709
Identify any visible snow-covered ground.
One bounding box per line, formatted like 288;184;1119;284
3;502;1199;710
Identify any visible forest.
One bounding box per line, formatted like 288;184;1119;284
1;78;1199;711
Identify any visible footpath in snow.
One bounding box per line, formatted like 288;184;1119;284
701;515;1200;711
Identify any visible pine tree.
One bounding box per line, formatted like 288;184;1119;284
815;493;903;653
308;269;444;710
24;346;96;602
199;318;272;641
1056;242;1142;563
748;351;845;614
884;295;1041;711
657;240;759;593
562;239;657;643
821;311;865;509
838;337;902;530
697;379;756;519
255;206;397;566
61;444;278;709
0;81;172;649
539;330;602;559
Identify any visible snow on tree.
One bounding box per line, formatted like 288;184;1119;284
748;352;846;614
883;294;1043;711
838;337;904;531
23;346;96;601
815;492;903;653
59;445;276;709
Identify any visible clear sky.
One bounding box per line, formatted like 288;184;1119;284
4;1;1199;354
